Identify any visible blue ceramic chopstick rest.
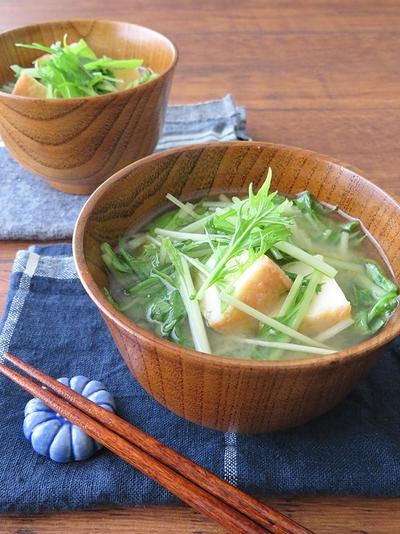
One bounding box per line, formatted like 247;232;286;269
23;376;116;463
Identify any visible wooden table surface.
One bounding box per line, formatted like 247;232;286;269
1;1;399;533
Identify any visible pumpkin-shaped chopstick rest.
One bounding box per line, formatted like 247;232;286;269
23;375;116;463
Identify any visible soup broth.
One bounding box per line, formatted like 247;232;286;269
101;172;399;361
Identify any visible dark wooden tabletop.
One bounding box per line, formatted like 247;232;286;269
1;1;399;533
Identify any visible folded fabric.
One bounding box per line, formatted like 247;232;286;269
0;244;399;514
0;95;249;241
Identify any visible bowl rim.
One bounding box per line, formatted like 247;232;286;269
73;140;400;370
0;18;178;102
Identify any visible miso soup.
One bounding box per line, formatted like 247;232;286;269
101;170;399;361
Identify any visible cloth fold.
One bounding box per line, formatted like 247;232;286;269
0;95;249;241
0;244;400;514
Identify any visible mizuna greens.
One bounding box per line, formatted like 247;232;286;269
101;170;399;360
2;35;157;98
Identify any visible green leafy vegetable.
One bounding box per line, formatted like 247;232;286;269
346;262;399;336
103;288;123;311
101;238;188;343
101;242;133;274
365;263;398;293
100;171;399;362
6;35;157;98
127;66;158;88
195;170;294;299
291;192;364;257
295;191;329;218
367;291;398;333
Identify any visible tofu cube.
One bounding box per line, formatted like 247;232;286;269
12;73;47;98
111;69;140;91
201;253;292;336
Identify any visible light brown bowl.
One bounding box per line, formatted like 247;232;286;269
0;19;177;194
73;142;400;433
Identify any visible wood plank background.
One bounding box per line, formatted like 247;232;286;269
1;1;399;532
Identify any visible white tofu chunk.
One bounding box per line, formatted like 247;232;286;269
284;261;352;336
12;73;47;98
201;253;292;336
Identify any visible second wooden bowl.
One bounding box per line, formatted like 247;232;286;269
73;142;400;433
0;19;177;194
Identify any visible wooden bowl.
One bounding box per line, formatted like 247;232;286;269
0;20;177;194
73;142;400;433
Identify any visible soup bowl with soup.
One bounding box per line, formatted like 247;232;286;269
73;142;400;433
0;19;178;194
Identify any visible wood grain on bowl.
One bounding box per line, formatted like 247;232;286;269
0;19;177;194
73;142;400;433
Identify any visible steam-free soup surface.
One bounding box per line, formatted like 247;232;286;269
101;171;399;361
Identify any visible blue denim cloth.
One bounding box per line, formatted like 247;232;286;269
0;244;399;513
0;95;248;240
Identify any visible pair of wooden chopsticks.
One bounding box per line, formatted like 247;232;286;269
0;353;315;534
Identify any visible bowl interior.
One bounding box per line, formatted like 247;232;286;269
0;19;177;89
75;142;400;362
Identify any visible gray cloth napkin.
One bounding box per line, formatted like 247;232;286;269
0;95;249;240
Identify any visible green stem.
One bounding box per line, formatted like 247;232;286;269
146;235;162;247
290;271;322;329
155;228;225;242
325;257;364;273
165;193;199;219
232;337;335;356
180;213;214;232
180;257;211;353
279;274;304;316
221;293;329;349
268;270;322;359
315;318;354;342
163;238;211;354
180;254;210;276
275;241;337;278
127;235;147;250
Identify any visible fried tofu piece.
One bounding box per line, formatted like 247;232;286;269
12;73;47;98
35;53;52;64
284;261;352;336
201;253;292;336
111;69;140;91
